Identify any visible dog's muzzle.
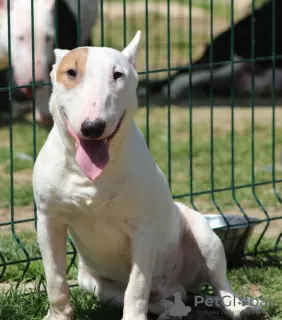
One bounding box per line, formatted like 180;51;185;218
81;118;106;139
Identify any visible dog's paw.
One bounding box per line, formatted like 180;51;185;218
237;306;268;320
43;306;74;320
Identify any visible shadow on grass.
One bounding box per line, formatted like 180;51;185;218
243;254;282;269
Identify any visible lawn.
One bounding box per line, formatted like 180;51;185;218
0;231;281;319
90;0;270;79
1;107;282;212
0;106;282;319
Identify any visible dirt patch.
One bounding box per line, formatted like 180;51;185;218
0;163;33;186
246;207;282;238
0;205;35;231
135;106;282;132
1;203;281;238
13;169;33;186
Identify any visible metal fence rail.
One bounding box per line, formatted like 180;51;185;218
0;0;281;283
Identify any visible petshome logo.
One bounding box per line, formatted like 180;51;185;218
163;292;280;318
167;292;192;317
194;295;280;309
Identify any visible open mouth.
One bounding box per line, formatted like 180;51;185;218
21;87;33;98
65;113;125;181
81;113;124;144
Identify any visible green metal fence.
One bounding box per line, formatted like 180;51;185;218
0;0;281;285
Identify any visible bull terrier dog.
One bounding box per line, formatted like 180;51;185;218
0;0;98;124
33;32;266;320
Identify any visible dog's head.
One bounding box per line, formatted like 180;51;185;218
50;31;141;181
0;0;55;97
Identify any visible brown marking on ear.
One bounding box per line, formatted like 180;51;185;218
56;47;88;89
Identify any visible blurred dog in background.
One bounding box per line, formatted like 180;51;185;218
0;0;98;126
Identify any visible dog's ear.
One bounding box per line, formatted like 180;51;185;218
50;49;70;84
54;49;70;65
122;30;141;69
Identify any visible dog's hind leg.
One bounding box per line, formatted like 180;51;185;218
208;244;266;319
77;262;125;306
211;278;267;319
178;202;266;319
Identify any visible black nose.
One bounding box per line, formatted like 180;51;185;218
81;118;106;139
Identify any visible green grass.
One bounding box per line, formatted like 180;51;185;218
193;0;269;19
0;107;282;213
3;283;281;320
0;231;281;319
92;12;202;76
0;287;122;320
90;1;234;78
1;230;281;283
137;108;282;212
0;107;281;317
0;231;77;283
89;0;271;80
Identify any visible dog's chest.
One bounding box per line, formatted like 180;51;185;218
59;175;135;280
34;166;134;281
59;172;136;215
68;213;131;281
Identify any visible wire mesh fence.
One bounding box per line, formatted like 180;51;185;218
0;0;281;284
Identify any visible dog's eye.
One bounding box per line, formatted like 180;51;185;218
113;71;123;80
45;35;52;43
67;69;77;79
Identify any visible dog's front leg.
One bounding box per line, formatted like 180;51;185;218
37;214;73;320
122;227;157;320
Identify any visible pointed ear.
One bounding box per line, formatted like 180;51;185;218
50;49;70;84
54;48;70;65
122;30;141;69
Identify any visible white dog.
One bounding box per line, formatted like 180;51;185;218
33;32;266;320
0;0;98;124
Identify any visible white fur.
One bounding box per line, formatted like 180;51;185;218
0;0;98;123
0;0;55;84
33;32;266;320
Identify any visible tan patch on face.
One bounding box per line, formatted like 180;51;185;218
56;47;88;89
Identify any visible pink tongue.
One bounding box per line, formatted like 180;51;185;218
65;120;109;181
21;87;33;98
75;138;109;181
